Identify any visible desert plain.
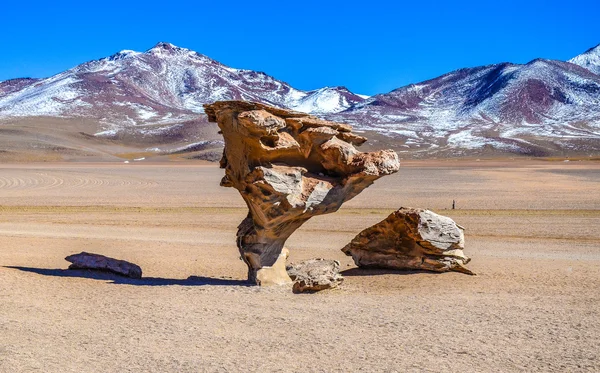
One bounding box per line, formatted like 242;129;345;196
0;159;599;372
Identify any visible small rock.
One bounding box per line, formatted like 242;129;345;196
65;252;142;279
286;259;344;293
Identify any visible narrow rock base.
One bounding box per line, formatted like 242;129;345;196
254;249;293;286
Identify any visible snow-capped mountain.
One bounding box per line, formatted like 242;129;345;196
1;42;600;159
292;86;365;114
0;42;365;123
0;78;41;96
330;49;600;156
569;44;600;75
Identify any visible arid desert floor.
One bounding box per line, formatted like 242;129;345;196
1;160;599;372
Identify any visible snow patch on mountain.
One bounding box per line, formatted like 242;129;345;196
329;50;600;154
2;41;600;156
569;44;600;75
0;42;365;122
0;73;88;117
289;87;365;114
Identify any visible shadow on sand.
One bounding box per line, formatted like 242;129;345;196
4;266;251;286
341;267;441;277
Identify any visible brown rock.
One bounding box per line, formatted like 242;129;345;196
65;252;143;278
342;207;474;275
204;100;400;285
287;259;344;293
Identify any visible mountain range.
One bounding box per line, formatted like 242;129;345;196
1;42;599;161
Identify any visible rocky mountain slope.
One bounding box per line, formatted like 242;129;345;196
0;43;366;160
0;42;365;122
330;45;600;157
570;44;600;75
1;42;599;160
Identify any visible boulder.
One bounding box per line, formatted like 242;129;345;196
204;101;399;285
287;259;344;293
342;207;474;275
65;252;143;279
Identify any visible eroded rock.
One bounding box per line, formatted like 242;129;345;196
255;248;292;286
287;259;344;293
342;207;474;275
204;101;400;285
65;252;142;279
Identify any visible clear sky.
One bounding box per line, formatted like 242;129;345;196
1;0;599;95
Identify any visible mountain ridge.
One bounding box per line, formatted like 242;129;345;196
1;42;600;160
569;44;600;75
0;42;367;121
328;50;600;156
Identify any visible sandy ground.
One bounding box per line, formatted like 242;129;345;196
1;160;599;372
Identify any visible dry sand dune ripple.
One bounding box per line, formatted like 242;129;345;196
0;170;158;191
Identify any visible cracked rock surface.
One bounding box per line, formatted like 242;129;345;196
204;101;400;285
287;259;344;293
342;207;474;275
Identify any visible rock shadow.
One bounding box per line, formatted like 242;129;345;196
341;267;442;277
4;266;250;286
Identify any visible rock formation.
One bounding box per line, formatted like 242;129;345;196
342;207;474;275
287;259;344;293
204;101;400;285
65;252;143;279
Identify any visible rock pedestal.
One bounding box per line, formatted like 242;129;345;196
342;207;474;275
204;101;400;285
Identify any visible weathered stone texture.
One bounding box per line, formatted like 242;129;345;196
342;207;474;275
287;259;344;293
205;101;399;285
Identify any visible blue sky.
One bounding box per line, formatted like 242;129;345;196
1;0;599;95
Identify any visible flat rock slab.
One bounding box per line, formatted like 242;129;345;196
342;207;474;275
65;252;142;279
287;259;344;293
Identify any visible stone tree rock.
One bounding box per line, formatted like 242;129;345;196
287;259;344;293
204;101;400;285
65;252;143;278
342;207;474;275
